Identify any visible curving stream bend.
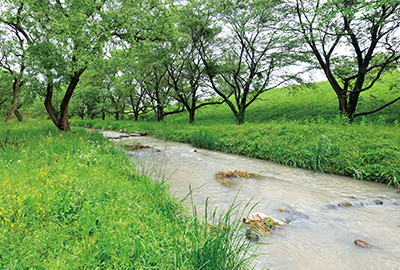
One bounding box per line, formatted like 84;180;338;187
104;131;400;270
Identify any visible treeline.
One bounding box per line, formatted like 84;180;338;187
1;0;399;130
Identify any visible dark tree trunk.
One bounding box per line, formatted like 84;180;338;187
15;105;23;122
115;112;120;120
236;109;245;125
155;106;164;122
5;77;23;122
189;109;195;124
44;69;85;131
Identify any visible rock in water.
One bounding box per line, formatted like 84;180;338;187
354;239;371;248
136;131;147;136
373;199;383;205
338;202;353;207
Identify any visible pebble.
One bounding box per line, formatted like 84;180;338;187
338;202;353;207
354;239;371;248
373;199;383;205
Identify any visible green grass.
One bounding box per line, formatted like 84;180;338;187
0;120;256;269
72;71;400;188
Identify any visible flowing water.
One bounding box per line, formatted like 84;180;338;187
104;131;400;270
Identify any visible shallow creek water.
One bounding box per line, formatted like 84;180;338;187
104;131;400;270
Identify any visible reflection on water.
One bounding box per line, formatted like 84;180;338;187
108;132;400;270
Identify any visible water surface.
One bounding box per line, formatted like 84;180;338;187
106;132;400;270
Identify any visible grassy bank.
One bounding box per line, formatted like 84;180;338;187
73;117;400;188
0;120;255;269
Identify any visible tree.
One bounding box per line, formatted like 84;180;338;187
197;0;303;124
118;57;151;121
165;2;224;124
294;0;400;119
0;70;12;113
22;0;117;131
0;1;30;122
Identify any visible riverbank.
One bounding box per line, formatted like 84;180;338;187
72;119;400;188
0;120;254;268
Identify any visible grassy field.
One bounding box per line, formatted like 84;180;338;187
73;71;400;188
0;120;255;269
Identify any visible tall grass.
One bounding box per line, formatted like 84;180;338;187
0;120;256;268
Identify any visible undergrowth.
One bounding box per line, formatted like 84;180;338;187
0;120;256;269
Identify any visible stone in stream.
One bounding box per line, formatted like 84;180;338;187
326;204;337;209
373;199;383;205
129;133;141;137
275;207;309;220
119;134;130;138
354;239;371;248
338;202;353;207
136;131;147;136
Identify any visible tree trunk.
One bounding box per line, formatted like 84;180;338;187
347;91;361;119
236;109;245;125
189;109;195;124
102;111;106;120
337;94;348;113
134;113;139;121
5;77;22;122
44;69;85;131
115;112;120;120
156;106;164;122
15;107;23;122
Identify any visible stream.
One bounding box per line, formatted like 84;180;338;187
104;131;400;270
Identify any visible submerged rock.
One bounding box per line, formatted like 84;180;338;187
326;204;337;209
354;239;371;248
136;131;147;136
275;207;309;220
338;202;353;207
373;199;383;205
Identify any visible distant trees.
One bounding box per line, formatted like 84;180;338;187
293;0;400;119
0;71;12;113
195;0;303;124
1;0;399;127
